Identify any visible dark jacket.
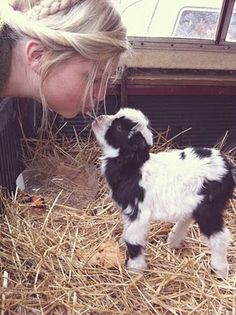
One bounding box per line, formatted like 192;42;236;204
0;25;12;93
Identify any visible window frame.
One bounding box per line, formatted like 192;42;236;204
127;0;236;52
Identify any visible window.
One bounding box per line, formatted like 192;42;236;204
226;1;236;41
117;0;236;45
173;9;220;40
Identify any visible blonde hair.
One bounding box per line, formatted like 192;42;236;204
0;0;130;123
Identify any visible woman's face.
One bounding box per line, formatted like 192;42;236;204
43;55;110;118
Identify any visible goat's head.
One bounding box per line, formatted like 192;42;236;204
92;108;153;159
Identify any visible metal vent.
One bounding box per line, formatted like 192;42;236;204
128;95;236;147
56;94;236;148
0;98;22;193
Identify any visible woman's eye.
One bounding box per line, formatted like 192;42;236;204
94;78;102;84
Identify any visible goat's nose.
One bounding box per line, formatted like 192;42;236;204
96;115;104;122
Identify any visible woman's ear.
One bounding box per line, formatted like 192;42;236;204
24;39;45;73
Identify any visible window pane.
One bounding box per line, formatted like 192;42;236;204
117;0;223;39
226;2;236;42
174;9;220;39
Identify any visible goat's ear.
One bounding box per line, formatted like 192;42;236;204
129;132;148;152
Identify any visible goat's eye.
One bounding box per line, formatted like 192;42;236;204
115;123;122;132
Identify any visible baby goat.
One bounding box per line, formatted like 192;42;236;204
92;108;236;277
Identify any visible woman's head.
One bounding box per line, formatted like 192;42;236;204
0;0;130;118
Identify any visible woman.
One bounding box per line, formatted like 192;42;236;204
0;0;129;195
0;0;130;120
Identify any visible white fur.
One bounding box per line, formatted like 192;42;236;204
92;115;119;158
208;228;231;277
167;216;193;249
139;148;227;223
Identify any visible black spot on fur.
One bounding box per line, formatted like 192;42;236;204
192;147;212;159
180;151;186;160
193;167;234;237
104;115;151;221
105;156;145;221
126;242;142;259
105;117;150;161
105;117;136;149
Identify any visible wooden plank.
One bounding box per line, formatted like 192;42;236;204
126;74;236;86
124;49;236;70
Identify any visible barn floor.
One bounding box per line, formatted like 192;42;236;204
0;131;235;315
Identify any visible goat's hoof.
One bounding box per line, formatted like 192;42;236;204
127;266;144;274
127;257;147;273
211;261;229;278
167;232;182;249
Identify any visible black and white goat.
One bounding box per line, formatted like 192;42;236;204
92;108;236;277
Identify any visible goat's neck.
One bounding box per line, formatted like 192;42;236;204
102;150;150;182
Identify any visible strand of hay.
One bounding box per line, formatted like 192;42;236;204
0;127;236;314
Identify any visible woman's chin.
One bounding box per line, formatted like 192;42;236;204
59;111;80;119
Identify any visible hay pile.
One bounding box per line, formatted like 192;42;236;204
0;129;236;315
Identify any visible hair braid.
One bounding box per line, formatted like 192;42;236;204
27;0;81;20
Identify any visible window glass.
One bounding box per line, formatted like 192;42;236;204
117;0;223;39
173;9;220;39
226;2;236;42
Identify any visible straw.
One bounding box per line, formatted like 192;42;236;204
0;127;235;315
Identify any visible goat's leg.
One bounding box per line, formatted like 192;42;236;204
119;215;130;247
193;203;231;277
123;215;150;272
208;227;231;277
167;216;193;249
